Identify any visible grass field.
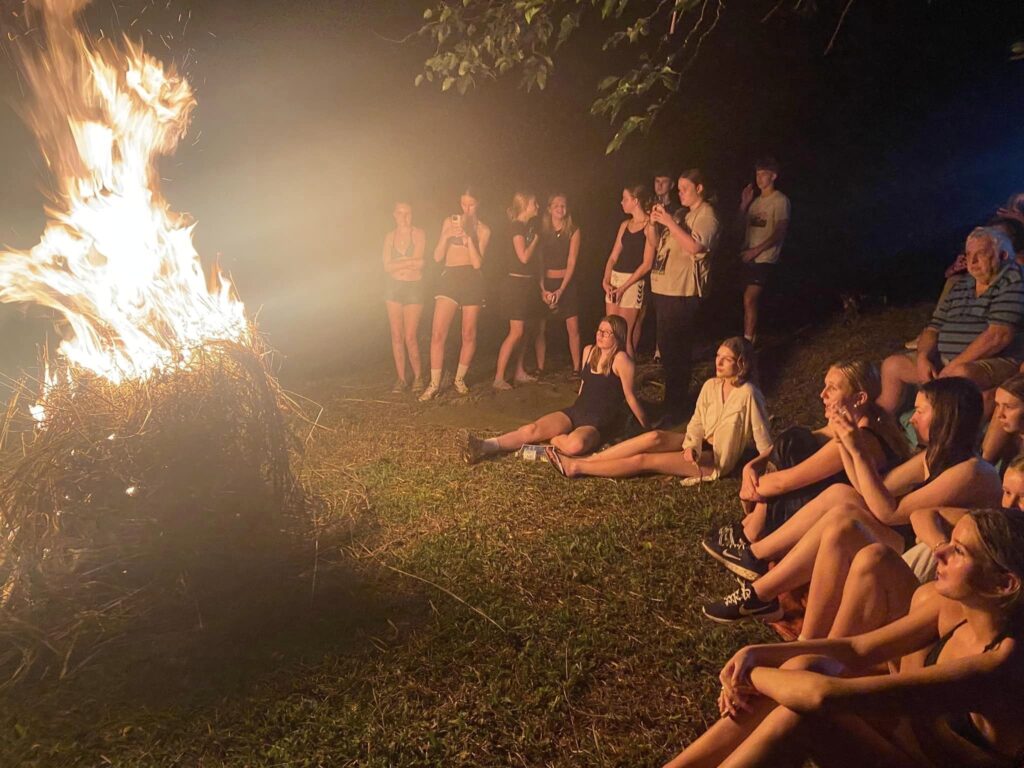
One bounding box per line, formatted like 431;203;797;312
0;305;929;767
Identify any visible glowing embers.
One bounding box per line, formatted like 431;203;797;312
0;0;248;399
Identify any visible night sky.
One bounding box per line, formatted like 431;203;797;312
0;0;1022;377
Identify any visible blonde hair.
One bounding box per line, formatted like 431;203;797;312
588;315;627;375
830;359;912;463
507;192;537;222
542;193;577;237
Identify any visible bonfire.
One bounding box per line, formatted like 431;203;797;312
0;0;308;684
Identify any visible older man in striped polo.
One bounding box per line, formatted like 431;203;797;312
878;226;1024;414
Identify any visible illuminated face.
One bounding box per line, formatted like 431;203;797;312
677;178;703;209
755;168;776;192
909;391;935;445
548;196;567;222
653;176;673;197
524;196;539;219
995;388;1024;435
820;367;857;418
621;189;638;215
934;516;990;600
965;236;1000;284
460;194;478;218
715;345;741;379
595;321;616;349
1002;468;1024;510
392;203;412;229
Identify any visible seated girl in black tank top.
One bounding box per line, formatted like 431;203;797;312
463;315;647;464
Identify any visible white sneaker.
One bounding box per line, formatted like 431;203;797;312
453;378;470;395
418;383;439;402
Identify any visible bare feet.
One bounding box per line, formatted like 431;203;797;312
492;379;513;391
513;372;538;384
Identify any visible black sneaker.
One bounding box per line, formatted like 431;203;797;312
701;525;767;581
702;579;782;624
461;431;487;465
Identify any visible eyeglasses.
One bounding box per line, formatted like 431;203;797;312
596;328;613;337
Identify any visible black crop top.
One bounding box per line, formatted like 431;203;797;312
538;227;572;271
616;225;646;273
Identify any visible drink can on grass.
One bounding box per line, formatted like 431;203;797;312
518;444;548;461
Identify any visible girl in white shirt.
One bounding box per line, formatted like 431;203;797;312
552;337;772;482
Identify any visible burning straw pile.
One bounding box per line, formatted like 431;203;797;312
0;342;309;684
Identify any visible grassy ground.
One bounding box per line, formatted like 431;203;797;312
0;304;929;767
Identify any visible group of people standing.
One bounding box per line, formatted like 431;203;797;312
381;159;791;422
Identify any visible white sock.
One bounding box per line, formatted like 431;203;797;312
430;369;441;388
455;363;470;382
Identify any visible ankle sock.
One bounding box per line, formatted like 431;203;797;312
455;363;469;383
429;369;441;388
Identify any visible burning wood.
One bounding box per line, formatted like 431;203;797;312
0;1;310;683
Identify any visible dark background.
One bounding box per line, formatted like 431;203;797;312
0;0;1022;381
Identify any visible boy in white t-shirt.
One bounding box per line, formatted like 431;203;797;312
739;157;791;344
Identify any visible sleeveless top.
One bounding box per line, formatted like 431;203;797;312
507;219;539;277
924;620;1022;763
538;227;572;271
616;225;647;273
574;358;626;418
389;233;420;281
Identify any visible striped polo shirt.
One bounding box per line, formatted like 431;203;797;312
928;262;1024;360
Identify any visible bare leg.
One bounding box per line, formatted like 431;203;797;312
662;697;779;768
566;315;581;372
578;429;685;461
742;503;768;542
743;284;763;341
458;305;481;368
751;503;904;604
403;303;423;382
534;318;547;373
550;426;602;456
495;320;526;384
828;543;919;640
619;306;640;357
513;322;534;380
633;298;647;353
429;297;458;372
749;484;864;562
492;411;574;453
878;352;920;415
385;301;407;383
561;448;713;479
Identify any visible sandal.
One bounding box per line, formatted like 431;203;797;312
545;446;567;477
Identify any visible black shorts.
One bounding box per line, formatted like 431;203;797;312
385;278;424;305
742;261;776;287
543;276;579;319
560;405;625;437
503;274;542;321
436;265;485;307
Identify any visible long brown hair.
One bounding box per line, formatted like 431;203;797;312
719;337;755;384
969;508;1024;640
919;377;983;477
588;315;627;375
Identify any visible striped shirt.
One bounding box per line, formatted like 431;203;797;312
928;262;1024;360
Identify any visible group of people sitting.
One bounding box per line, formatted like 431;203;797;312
454;192;1024;767
382;158;790;420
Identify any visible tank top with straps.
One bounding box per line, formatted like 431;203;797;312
616;224;647;273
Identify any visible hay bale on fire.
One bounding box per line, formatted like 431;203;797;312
0;342;310;683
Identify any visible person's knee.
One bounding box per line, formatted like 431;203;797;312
559;435;587;456
820;514;863;549
780;653;834;674
849;542;892;577
521;422;541;442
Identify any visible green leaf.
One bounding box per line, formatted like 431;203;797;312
423;7;433;19
525;6;540;24
414;74;424;87
442;76;455;91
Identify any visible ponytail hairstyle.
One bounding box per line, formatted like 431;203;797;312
589;315;628;375
830;359;911;463
542;192;577;237
624;183;653;216
507;191;537;222
718;337;756;385
969;508;1024;641
919;377;983;478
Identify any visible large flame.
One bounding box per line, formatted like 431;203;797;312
0;0;247;388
